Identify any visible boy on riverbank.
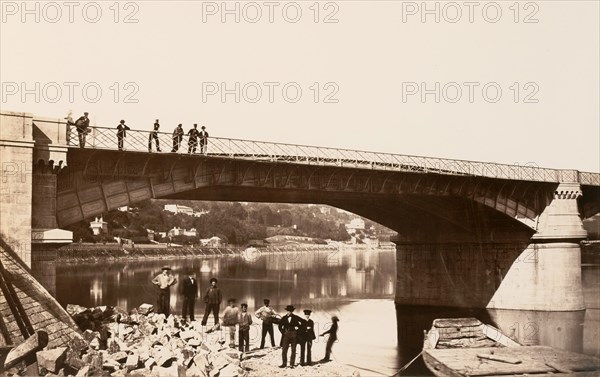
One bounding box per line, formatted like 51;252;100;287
222;299;239;348
238;303;253;352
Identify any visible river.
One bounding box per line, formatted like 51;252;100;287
54;249;600;376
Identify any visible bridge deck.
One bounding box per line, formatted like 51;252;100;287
65;125;600;186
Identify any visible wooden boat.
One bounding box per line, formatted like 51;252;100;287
422;318;600;377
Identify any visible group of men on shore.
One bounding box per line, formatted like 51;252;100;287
65;111;209;154
152;267;339;368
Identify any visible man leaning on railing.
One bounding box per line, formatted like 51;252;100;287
75;112;90;148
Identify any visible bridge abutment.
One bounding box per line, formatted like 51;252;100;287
488;183;587;311
0;111;72;271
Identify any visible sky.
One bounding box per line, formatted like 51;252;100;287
1;0;598;172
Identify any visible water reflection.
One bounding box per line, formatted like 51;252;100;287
56;250;397;316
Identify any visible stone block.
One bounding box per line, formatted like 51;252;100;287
111;351;128;363
144;357;156;369
75;365;90;377
179;330;200;340
187;338;201;347
193;353;209;370
219;363;239;377
125;353;140;370
138;303;154;315
36;346;67;373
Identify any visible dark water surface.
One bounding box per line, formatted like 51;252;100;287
55;249;600;376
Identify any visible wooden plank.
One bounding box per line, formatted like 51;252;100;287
427;346;600;377
434;318;481;328
3;331;48;369
477;353;522;364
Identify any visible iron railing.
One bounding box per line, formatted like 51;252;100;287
66;125;600;186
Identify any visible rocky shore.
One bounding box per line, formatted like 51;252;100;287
2;304;360;377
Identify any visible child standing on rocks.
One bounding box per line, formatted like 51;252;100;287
238;303;253;352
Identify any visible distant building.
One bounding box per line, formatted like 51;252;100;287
168;227;197;237
319;207;331;215
89;216;108;235
345;218;365;234
164;204;209;217
117;206;130;212
200;236;222;247
164;204;194;215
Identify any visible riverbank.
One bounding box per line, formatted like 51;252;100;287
1;303;361;377
54;243;395;263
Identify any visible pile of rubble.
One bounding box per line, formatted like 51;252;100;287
2;304;361;377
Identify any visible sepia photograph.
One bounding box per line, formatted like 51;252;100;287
0;1;599;376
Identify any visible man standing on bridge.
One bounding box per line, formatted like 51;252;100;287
172;124;184;152
199;125;209;154
75;112;90;148
188;124;200;154
148;119;161;152
116;120;130;151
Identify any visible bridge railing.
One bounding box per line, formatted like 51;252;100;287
66;125;600;185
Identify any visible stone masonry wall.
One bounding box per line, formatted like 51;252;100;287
0;241;81;348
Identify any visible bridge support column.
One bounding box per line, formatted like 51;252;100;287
487;183;587;311
0;111;35;266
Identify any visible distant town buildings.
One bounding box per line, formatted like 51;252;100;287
163;204;209;217
200;236;222;247
319;206;332;215
89;217;108;235
168;227;197;237
345;218;365;234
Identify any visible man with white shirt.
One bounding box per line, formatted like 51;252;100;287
151;266;177;316
255;298;278;348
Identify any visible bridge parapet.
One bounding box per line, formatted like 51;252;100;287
66;124;600;186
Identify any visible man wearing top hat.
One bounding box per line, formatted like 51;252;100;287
201;277;222;326
278;304;306;369
299;309;316;366
152;266;177;316
172;124;184;152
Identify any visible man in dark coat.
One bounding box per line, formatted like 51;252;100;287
201;277;222;326
181;271;198;323
75;111;90;148
116;120;130;151
278;305;306;369
299;309;316;365
188;124;200;154
172;124;184;152
320;315;339;362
